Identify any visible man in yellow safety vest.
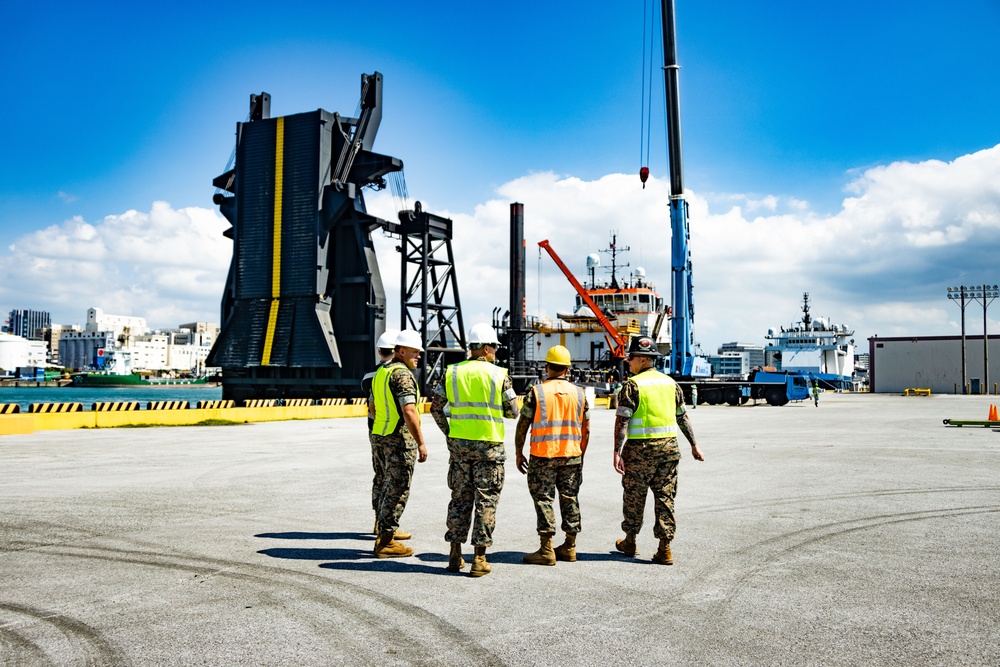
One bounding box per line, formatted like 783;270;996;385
362;329;411;540
431;323;518;577
370;329;429;558
514;345;590;565
613;336;704;565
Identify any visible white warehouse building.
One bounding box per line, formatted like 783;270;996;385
0;332;48;374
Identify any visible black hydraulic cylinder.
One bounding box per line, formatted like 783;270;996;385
509;202;526;367
661;0;684;197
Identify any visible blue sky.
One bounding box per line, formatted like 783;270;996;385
2;1;1000;353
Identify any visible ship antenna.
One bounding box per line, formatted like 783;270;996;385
802;292;812;329
600;231;630;290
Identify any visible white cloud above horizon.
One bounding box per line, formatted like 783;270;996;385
3;146;999;351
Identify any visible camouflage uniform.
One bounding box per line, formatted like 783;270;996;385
521;386;589;536
431;361;518;547
616;378;685;540
371;364;420;536
362;360;388;514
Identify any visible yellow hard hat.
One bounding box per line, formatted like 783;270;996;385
544;345;572;366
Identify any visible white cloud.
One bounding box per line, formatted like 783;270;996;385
0;202;231;328
4;146;1000;350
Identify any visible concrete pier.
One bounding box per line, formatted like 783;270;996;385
1;393;997;665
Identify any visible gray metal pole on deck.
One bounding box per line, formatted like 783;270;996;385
962;287;967;394
947;286;968;394
978;284;999;394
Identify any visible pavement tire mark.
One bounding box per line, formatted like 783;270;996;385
34;542;503;667
0;602;125;667
684;504;1000;615
687;485;1000;516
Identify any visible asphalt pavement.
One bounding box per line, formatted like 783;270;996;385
1;392;998;666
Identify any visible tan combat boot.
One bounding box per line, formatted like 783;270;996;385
554;533;577;562
447;542;466;572
615;533;638;557
652;538;673;565
523;536;557;566
374;517;411;540
469;546;492;577
374;531;413;559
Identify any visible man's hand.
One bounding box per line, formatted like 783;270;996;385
516;451;528;475
691;444;704;461
417;443;428;463
613;450;625;475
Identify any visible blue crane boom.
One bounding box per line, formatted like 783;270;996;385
660;0;709;378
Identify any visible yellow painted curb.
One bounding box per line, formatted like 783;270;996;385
1;403;370;434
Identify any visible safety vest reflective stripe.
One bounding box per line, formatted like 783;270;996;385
530;379;585;457
627;369;678;440
372;362;416;436
445;360;507;442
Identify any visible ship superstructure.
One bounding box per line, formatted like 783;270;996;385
533;235;667;369
765;293;855;389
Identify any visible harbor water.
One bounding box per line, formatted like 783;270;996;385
0;385;223;411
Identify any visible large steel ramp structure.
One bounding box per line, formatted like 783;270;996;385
208;73;401;401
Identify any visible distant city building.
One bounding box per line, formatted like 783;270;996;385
87;307;148;338
855;352;870;371
42;324;84;365
59;331;117;371
764;346;781;369
708;351;749;378
7;309;51;340
57;309;218;374
718;341;766;369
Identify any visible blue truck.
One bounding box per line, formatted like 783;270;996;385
678;369;812;407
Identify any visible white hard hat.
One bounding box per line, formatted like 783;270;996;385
376;329;399;350
394;329;424;352
468;323;500;347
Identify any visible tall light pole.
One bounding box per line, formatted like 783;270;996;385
947;286;968;394
967;284;999;394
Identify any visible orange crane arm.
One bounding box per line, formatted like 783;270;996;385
538;239;627;359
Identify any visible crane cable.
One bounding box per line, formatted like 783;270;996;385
639;0;656;188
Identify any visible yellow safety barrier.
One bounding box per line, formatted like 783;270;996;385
316;398;347;406
903;388;932;396
0;403;21;414
146;401;189;410
244;399;277;408
92;402;141;412
283;398;313;407
197;400;235;409
352;397;366;405
28;403;84;413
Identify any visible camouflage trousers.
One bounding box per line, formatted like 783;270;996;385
527;456;583;536
372;433;417;535
445;456;505;547
369;432;386;514
621;442;679;540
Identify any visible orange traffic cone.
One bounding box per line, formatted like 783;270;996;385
989;404;999;422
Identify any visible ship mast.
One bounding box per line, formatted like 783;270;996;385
599;232;629;289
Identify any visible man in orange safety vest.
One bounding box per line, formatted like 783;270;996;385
514;345;590;565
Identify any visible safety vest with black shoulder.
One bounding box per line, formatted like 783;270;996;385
627;368;678;440
445;359;509;442
372;361;419;437
529;378;586;458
